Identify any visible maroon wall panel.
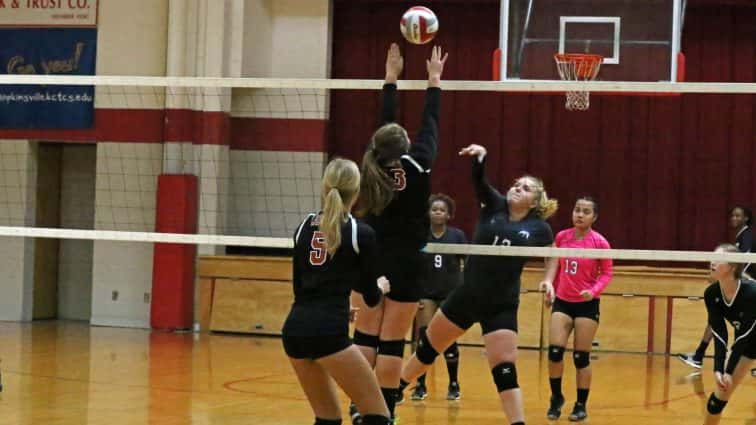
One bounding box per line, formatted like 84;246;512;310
330;1;756;254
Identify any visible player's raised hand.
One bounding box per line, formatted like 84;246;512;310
385;43;404;84
459;144;487;161
427;45;448;87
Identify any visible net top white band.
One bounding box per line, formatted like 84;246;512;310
1;226;754;264
0;75;754;94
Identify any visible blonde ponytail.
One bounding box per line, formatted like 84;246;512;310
320;159;361;257
523;175;558;219
321;187;345;256
536;193;559;219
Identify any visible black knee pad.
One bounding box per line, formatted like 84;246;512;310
573;350;590;369
415;331;440;365
548;345;565;363
314;418;342;425
353;330;379;349
378;339;405;358
491;362;518;392
706;393;728;415
444;342;459;363
361;414;391;425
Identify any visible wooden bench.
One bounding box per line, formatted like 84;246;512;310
198;256;711;354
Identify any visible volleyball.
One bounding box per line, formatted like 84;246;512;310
400;6;438;45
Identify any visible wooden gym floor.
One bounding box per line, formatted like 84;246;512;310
0;321;753;425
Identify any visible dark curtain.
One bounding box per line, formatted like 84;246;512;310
329;1;756;253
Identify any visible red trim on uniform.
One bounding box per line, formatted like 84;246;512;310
647;296;656;352
231;117;327;151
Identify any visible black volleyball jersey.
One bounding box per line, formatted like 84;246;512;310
364;83;440;252
463;157;554;306
705;279;756;374
284;213;383;336
424;227;467;297
735;225;752;277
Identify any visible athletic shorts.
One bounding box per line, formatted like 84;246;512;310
281;334;352;360
552;297;600;323
381;249;427;303
440;284;518;335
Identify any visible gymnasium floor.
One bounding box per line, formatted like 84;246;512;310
0;321;753;425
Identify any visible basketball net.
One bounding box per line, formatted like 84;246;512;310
554;53;603;111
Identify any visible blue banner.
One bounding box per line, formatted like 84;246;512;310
0;28;97;129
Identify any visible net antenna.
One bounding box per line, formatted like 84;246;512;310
553;53;603;111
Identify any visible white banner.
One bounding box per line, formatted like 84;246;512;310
0;0;97;27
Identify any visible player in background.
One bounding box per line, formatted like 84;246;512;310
677;206;753;371
409;194;467;401
701;244;756;425
539;196;613;421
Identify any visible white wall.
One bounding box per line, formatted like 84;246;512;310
228;151;322;237
87;0;169;328
242;0;273;77
270;0;331;78
91;143;162;327
96;0;169;76
242;0;330;78
0;141;36;321
230;0;330;238
58;146;96;321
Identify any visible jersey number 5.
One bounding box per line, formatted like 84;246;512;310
309;231;327;266
390;168;407;191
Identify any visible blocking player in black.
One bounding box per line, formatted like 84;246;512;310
350;43;447;423
702;244;756;425
282;158;392;425
400;143;558;425
678;206;753;370
410;193;467;401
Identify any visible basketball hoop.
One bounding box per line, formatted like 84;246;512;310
554;53;603;111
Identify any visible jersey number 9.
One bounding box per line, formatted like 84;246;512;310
434;254;443;268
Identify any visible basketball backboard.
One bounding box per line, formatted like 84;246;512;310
496;0;683;82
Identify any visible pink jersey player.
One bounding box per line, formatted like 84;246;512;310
539;196;613;422
553;228;613;302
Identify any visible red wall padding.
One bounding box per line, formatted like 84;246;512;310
151;175;198;330
330;2;756;254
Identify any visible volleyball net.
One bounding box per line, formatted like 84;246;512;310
0;74;754;265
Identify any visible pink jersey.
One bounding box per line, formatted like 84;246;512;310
553;228;613;302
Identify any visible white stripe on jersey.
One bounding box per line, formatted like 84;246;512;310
720;280;742;307
401;154;429;173
349;214;359;254
295;213;316;244
733;320;756;346
710;327;729;352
